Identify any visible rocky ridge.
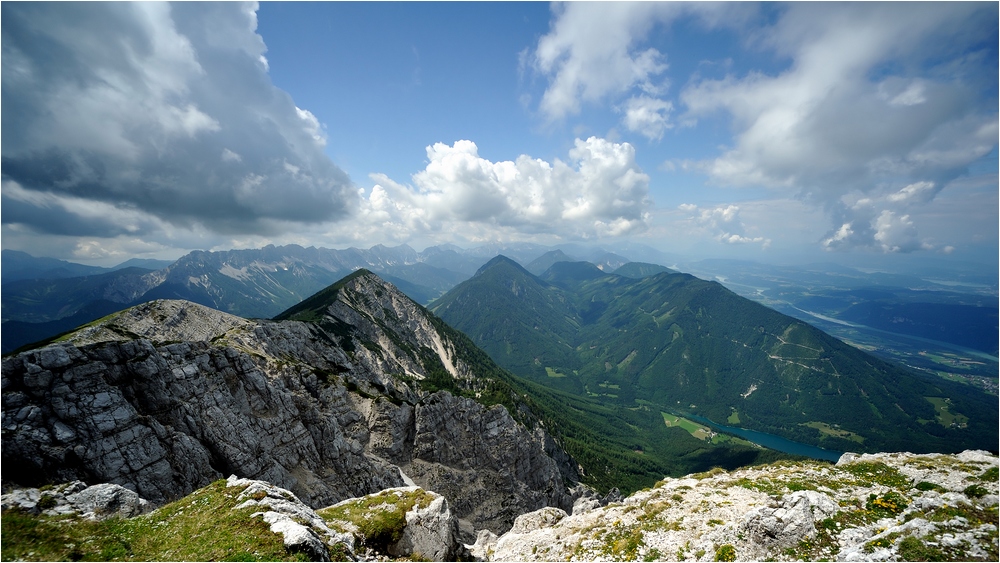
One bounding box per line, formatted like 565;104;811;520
475;450;998;562
2;271;581;535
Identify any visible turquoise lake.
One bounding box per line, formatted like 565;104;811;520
684;413;845;462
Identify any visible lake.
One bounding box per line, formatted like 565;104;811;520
683;413;845;462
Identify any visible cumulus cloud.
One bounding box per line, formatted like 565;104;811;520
356;137;652;243
532;2;670;121
819;180;951;253
619;96;674;141
679;203;770;248
1;2;356;237
529;3;751;138
679;2;997;252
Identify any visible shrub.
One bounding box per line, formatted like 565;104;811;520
714;544;736;562
865;491;908;517
36;494;57;510
962;484;988;498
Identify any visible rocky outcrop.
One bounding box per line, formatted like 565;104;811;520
2;337;403;507
395;493;462;561
1;480;151;520
319;486;465;561
483;450;999;562
227;475;355;562
2;271;578;534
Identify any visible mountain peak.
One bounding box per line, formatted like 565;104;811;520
474;255;530;277
273;268;376;321
525;250;576;276
539;260;608;287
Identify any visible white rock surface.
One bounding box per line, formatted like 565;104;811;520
485;451;999;562
227;475;354;561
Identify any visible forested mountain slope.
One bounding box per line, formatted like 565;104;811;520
431;257;998;455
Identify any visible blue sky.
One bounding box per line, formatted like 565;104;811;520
2;2;997;271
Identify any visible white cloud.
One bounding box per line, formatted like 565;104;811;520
886;181;937;205
1;2;356;236
819;180;947;253
873;210;932;253
679;2;997;253
356;137;652;243
532;3;671;121
619;96;674;141
679;203;771;249
529;2;750;134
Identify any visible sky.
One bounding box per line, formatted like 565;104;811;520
2;1;997;271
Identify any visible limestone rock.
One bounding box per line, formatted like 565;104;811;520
3;278;579;533
469;529;499;561
739;490;839;549
227;475;354;562
318;486;465;561
392;493;463;561
509;506;568;534
485;451;999;562
66;482;152;519
1;481;150;520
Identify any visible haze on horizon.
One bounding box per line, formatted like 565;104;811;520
2;2;997;275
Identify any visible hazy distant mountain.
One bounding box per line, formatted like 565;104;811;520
1;267;158;323
432;257;998;455
112;258;176;270
525;250;576;276
2;244;478;352
613;262;677;278
588;251;630;272
1;250;110;283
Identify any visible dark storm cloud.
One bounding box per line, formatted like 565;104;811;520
1;2;357;235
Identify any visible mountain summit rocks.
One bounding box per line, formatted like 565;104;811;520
1;271;580;534
479;450;999;562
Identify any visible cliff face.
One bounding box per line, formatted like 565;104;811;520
1;272;578;534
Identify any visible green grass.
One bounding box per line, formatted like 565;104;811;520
924;397;969;428
661;412;713;441
1;480;310;562
317;488;435;553
802;421;865;444
545;367;568;378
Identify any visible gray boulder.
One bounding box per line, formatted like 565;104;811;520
739;489;839;548
66;483;151;519
1;481;150;520
390;492;463;561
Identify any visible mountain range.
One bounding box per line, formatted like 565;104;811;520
2;268;790;521
430;256;998;455
0;244;661;354
6;244;995;363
